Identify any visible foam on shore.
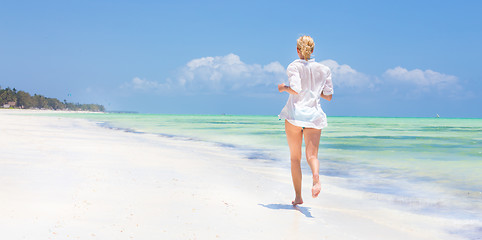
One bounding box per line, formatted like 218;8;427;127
0;110;477;239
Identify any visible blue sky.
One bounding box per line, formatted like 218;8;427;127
1;0;481;117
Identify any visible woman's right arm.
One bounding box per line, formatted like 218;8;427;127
286;64;302;94
278;83;299;95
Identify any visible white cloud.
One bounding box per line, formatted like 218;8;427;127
178;53;286;91
320;59;375;89
119;54;285;94
318;61;462;94
383;67;459;90
121;77;170;91
263;61;286;73
119;55;462;98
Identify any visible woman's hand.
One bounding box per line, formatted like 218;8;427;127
321;93;332;101
278;83;286;92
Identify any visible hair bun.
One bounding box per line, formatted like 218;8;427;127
297;36;315;60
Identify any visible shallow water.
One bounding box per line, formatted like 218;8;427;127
45;113;482;222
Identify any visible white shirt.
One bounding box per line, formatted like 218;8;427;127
279;59;333;129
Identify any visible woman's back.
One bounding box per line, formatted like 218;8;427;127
288;59;331;106
279;58;333;129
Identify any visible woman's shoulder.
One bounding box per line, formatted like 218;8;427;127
288;59;304;67
287;59;304;72
288;59;331;73
310;61;331;73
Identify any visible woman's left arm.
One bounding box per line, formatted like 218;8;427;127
320;67;333;101
321;93;332;101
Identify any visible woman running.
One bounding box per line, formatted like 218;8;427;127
278;35;334;205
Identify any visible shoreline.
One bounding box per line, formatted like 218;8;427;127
0;108;105;114
0;109;476;239
4;108;482;120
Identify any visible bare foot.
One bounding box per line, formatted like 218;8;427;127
292;196;303;206
312;176;321;198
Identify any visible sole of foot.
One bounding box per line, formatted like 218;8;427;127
312;182;321;198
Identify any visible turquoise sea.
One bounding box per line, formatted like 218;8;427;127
48;113;482;223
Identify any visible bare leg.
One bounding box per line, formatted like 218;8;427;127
285;120;303;205
303;127;322;198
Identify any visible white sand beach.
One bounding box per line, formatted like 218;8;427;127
0;110;472;239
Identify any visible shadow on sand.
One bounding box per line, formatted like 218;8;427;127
258;203;313;218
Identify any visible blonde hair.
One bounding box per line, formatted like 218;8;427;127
297;35;315;61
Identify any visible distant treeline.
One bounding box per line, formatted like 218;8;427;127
0;86;105;112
